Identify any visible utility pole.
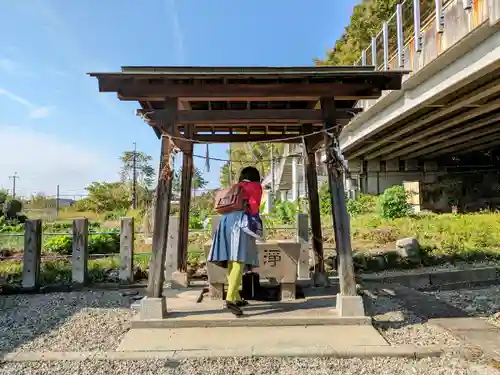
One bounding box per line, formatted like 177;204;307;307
56;184;60;217
132;142;137;209
8;172;19;199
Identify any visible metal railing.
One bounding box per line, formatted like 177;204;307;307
353;0;476;71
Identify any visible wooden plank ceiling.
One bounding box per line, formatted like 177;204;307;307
88;66;407;143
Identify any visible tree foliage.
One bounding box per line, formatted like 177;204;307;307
172;167;209;194
119;151;155;188
314;0;399;66
73;182;130;213
219;143;284;187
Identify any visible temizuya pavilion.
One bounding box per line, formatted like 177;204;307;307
89;66;405;321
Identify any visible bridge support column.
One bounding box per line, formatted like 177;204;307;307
291;157;299;201
424;160;438;172
405;159;419;172
366;159;381;194
346;158;362;199
386;158;400;172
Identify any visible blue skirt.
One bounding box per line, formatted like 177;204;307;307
207;211;259;268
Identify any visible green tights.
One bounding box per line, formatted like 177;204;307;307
226;261;244;302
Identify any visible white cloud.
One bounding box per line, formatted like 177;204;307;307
165;0;185;64
0;89;52;119
0;126;120;197
0;58;19;75
29;106;53;119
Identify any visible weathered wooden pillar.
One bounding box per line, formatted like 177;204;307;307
301;124;327;286
173;126;194;287
321;98;364;316
143;98;178;319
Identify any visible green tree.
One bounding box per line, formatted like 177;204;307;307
0;189;8;204
219;143;284;187
314;0;399;66
74;182;130;212
172;167;208;193
119;151;155;188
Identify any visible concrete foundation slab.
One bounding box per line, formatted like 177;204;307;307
133;286;371;328
0;345;448;361
118;325;388;352
336;294;366;317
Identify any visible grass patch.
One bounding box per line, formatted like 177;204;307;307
2;210;500;287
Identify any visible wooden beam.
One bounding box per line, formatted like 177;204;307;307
302;124;325;278
191;134;303;143
139;108;360;124
105;80;375;99
177;125;194;274
321;98;357;296
147;98;178;299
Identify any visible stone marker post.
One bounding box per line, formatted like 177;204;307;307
22;219;42;290
119;217;135;283
72;218;89;284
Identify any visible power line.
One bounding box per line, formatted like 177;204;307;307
8;172;19;199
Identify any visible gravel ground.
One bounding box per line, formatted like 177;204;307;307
366;288;462;347
0;290;138;352
426;286;500;328
1;355;499;375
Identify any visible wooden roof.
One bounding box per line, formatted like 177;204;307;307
88;66;407;143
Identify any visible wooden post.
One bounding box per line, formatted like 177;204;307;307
72;218;89;284
176;125;194;284
296;213;310;279
146;98;178;300
119;217;134;283
321;98;357;297
301;124;326;285
22;219;42;290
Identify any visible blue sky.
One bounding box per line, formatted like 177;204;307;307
0;0;358;197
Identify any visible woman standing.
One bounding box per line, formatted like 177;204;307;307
207;166;263;317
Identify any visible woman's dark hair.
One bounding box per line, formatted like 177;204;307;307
239;166;261;182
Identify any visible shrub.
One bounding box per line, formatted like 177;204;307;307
43;230;120;255
274;200;298;224
43;221;101;233
377;185;412;220
104;209;128;221
347;194;377;216
88;230;120;254
44;235;72;255
189;216;203;229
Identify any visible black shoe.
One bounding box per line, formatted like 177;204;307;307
225;301;243;317
235;300;249;307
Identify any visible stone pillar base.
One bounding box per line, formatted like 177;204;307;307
140;296;167;320
280;283;296;300
336;294;365;317
209;283;224;300
171;271;189;288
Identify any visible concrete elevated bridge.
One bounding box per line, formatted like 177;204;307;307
338;0;500;209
